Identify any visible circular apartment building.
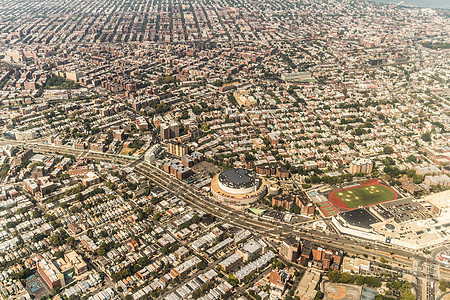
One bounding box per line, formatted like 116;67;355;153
211;168;266;206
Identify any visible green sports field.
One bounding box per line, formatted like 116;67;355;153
333;184;396;209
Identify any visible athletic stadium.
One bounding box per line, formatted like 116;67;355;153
211;168;266;206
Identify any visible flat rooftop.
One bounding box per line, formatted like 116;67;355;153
218;168;258;189
339;208;381;230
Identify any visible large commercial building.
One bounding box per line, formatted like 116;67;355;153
211;168;266;206
281;72;314;82
425;190;450;216
342;257;370;274
331;198;450;250
295;269;321;300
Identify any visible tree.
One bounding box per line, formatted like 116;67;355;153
365;277;381;288
153;212;162;222
399;290;415;300
227;274;239;287
69;205;79;214
355;275;365;285
51;287;60;296
439;280;450;292
327;270;340;282
315;290;324;300
421;132;431;142
33;210;42;218
197;257;208;270
67;236;76;246
10;268;33;280
340;272;354;283
192;105;202;115
96;246;106;256
354;128;366;136
290;203;301;214
383;146;394;154
75;192;84;202
245;153;256;161
406;155;417;163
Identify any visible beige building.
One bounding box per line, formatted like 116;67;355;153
349;158;373;174
425;190;450;216
295;269;321;300
279;236;299;262
64;251;87;275
66;71;81;82
342;257;370;274
233;89;257;107
167;141;188;157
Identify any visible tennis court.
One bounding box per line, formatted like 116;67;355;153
26;274;42;293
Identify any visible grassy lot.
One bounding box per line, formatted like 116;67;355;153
335;184;396;208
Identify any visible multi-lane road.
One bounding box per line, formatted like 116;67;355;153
4;140;446;299
9;141;436;268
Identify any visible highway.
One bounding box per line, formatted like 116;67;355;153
15;142;431;267
4;140;443;298
134;163;420;271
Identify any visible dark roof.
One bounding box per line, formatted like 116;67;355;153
340;208;381;230
218;168;258;189
283;235;299;246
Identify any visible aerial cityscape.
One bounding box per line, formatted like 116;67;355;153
0;0;448;299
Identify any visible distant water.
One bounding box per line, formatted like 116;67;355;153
369;0;450;9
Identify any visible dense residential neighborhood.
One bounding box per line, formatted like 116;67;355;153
0;0;448;299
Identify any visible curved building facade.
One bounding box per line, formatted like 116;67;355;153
211;168;266;206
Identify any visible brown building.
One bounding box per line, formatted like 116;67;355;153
299;241;342;271
13;149;33;165
74;140;86;150
267;132;280;145
160;121;179;140
400;175;427;196
272;192;314;216
23;178;39;195
181;151;204;168
256;163;290;178
276;166;290;179
269;269;291;290
163;160;192;180
90;143;106;153
112;129;125;141
82;172;100;187
37;259;65;289
31;166;44;179
68;223;82;235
